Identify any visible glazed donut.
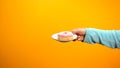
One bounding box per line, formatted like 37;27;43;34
58;31;73;41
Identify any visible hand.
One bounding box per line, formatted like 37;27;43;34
71;28;86;41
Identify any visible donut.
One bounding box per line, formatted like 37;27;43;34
58;31;73;41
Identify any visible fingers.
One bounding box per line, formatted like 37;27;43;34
77;36;84;41
77;36;81;41
71;28;86;41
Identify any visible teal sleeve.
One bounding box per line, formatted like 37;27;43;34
83;28;120;48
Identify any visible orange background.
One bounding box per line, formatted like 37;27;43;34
1;0;120;68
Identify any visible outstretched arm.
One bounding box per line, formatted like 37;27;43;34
72;28;120;48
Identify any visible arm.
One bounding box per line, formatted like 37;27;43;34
72;28;120;48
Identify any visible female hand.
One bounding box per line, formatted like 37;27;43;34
71;28;86;41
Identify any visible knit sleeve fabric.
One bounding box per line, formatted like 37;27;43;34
83;28;120;48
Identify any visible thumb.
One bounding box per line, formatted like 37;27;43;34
77;36;84;41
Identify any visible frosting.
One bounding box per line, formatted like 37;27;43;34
58;31;73;37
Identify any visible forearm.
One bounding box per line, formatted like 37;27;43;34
83;28;120;48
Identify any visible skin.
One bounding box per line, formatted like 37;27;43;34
71;28;86;41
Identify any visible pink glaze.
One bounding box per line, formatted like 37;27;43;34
58;32;73;37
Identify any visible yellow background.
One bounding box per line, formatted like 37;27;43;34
1;0;120;68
